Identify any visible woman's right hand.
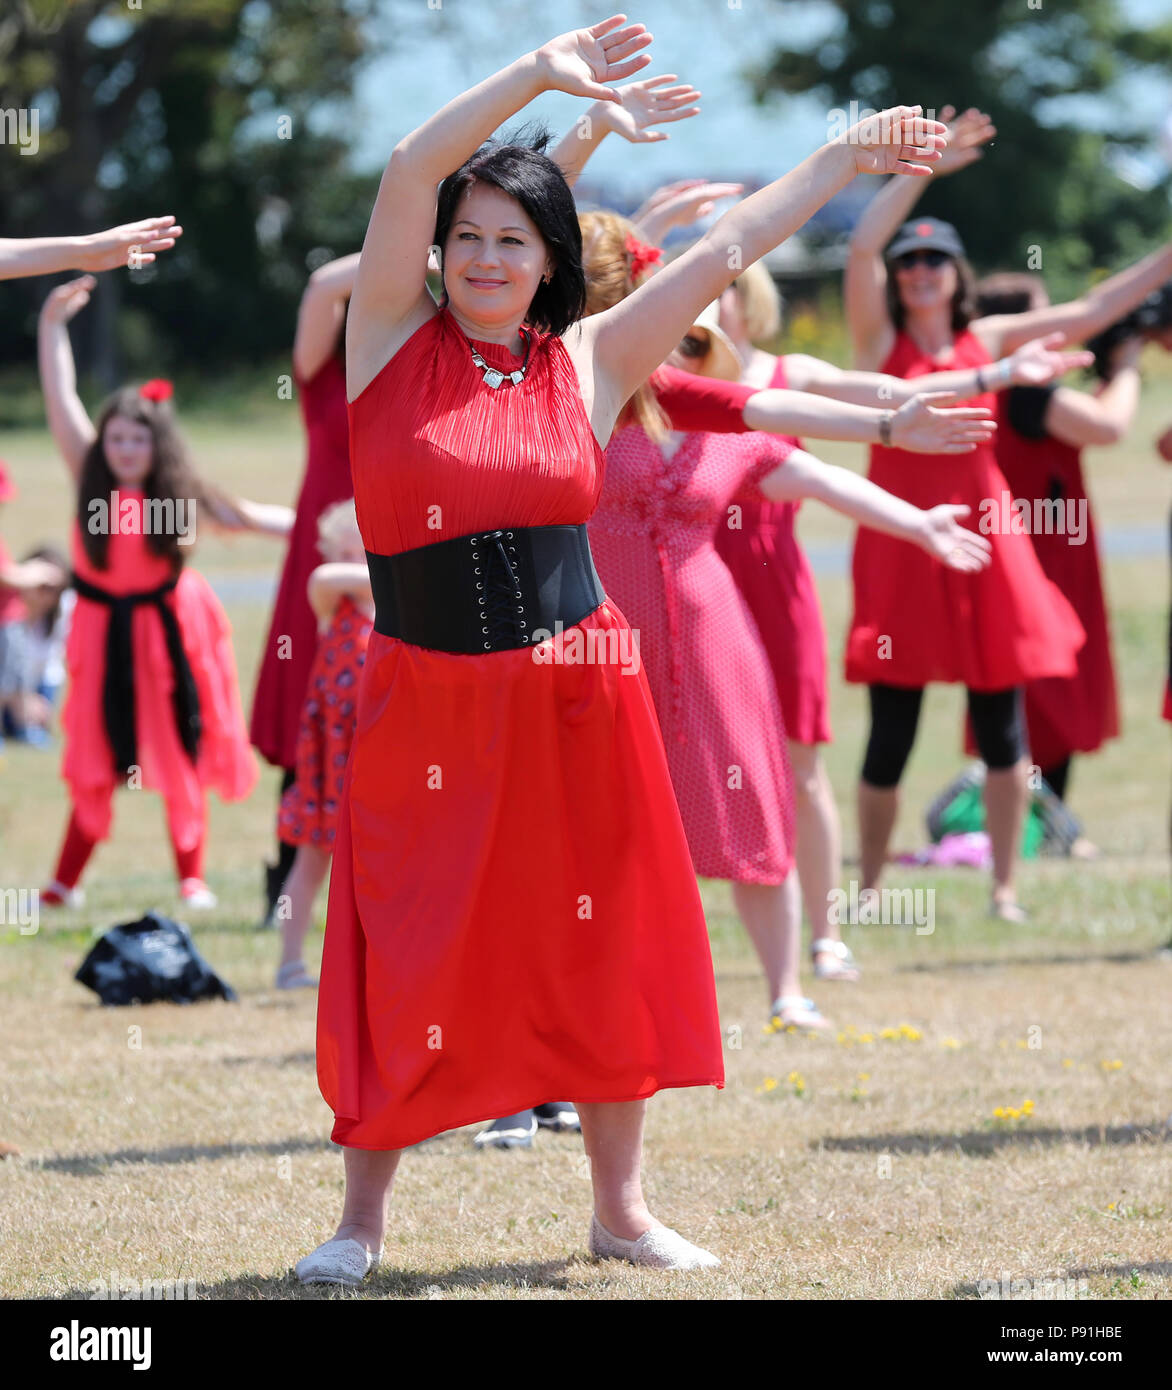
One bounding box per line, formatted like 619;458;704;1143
932;105;996;177
40;275;96;325
534;14;652;101
890;391;996;453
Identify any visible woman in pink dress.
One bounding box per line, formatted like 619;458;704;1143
36;275;291;908
251;255;358;919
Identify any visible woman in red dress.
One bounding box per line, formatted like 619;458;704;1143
298;14;954;1283
251;255;358;919
844;105;1172;920
36;276;291;908
274;500;373;989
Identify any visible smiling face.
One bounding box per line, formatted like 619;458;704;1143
893;250;959;317
442;181;550;334
101;413;155;486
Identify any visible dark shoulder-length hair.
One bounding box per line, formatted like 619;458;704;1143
78;388;241;571
433;127;585;337
885;255;978;336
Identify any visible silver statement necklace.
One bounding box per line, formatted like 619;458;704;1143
468;327;532;389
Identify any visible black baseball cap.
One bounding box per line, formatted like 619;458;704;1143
886;216;966;262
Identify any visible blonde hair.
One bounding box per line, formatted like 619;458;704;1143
317;498;361;561
578;210;669;442
733;260;782;343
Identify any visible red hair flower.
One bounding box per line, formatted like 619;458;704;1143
139;378;174;403
625;233;662;280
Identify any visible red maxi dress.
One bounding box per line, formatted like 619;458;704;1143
714;356;833;745
250;354;354;770
316;310;725;1150
62;490;258;846
982;387;1118;768
845;331;1085;691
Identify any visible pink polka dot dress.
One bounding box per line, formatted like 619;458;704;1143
589;422;797;885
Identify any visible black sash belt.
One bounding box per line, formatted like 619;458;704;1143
367;523;606;654
72;570;202;774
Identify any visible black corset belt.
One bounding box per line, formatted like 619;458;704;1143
72;570;202;775
366;523;606;654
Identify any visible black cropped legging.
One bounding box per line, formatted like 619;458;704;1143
861;683;1027;789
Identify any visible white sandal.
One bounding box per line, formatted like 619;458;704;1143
811;937;861;981
275;961;318;990
589;1214;719;1270
771;995;832;1033
295;1238;380;1286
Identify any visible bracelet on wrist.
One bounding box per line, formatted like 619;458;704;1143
975;366;987;393
878;410;894;448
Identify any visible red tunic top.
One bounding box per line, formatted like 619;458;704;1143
714;356;832;744
249;353;353;770
316;310;724;1150
844;330;1085;690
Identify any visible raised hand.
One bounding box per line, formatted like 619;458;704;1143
932;105;996;177
840;104;948;177
632;179;745;240
1008;332;1094;386
600;73;702;142
891;391;996;453
75;216;183;271
918;504;992;572
535;14;653;102
40;275;96;325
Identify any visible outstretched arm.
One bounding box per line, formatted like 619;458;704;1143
0;216;182;281
759;446;991;572
742;387;993;454
844;106;995;369
582;106;947;430
1042;337;1142;449
293;254;361;382
348;14;653;399
37;276;99;480
551;73;702;189
307;562;374;621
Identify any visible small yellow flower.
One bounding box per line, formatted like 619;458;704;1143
993;1106;1006;1119
1107;1202;1117;1211
857;1072;870;1081
787;1070;802;1084
762;1076;779;1091
1062;1059;1074;1068
859;1033;874;1044
1005;1107;1021;1120
1022;1099;1035;1114
899;1025;922;1041
1099;1059;1123;1071
1016;1038;1029;1049
836;1031;850;1044
879;1027;899;1040
940;1037;961;1049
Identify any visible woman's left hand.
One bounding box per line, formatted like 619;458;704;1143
918;504;992;572
1009;332;1094;386
890;391;996;453
840;104;948;177
597;73;702;142
535;15;653;102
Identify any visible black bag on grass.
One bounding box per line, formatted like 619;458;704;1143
75;911;237;1006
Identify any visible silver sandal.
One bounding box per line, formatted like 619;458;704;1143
811;937;861;981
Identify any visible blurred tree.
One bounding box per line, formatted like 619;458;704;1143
0;0;381;384
752;0;1172;296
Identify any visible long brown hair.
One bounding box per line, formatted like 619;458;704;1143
578;210;669;442
885;255;978;336
78;388;245;571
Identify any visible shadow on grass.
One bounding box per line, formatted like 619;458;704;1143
41;1258;580;1301
950;1260;1172;1298
896;948;1164;973
814;1121;1169;1158
33;1136;333;1177
219;1050;315;1068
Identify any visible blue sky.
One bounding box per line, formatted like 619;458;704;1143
344;0;1172;204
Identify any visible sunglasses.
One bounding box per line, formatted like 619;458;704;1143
677;331;711;358
894;249;951;270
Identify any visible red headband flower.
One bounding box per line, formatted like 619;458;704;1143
625;233;662;280
139;378;174;403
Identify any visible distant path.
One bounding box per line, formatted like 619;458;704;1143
204;520;1172;606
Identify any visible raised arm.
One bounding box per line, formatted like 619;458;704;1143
37;277;99;480
293;254;361;382
759;447;991;572
551;74;702;189
845;106;995;369
348;14;653;398
975;243;1172;358
1039;337;1142;449
582;106;947;425
307;562;374;622
783;332;1092;406
630;179;745;246
0;216;182;281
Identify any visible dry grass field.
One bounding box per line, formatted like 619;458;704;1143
1;355;1170;1300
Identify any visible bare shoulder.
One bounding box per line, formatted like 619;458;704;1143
560;319;616;451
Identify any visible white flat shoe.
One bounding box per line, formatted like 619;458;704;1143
295;1238;381;1286
589;1214;720;1270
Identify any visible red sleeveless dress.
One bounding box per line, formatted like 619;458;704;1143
977;390;1118;768
714;356;832;745
250;354;353;770
62;491;258;847
844;330;1085;690
316;309;724;1150
278;594;373;850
